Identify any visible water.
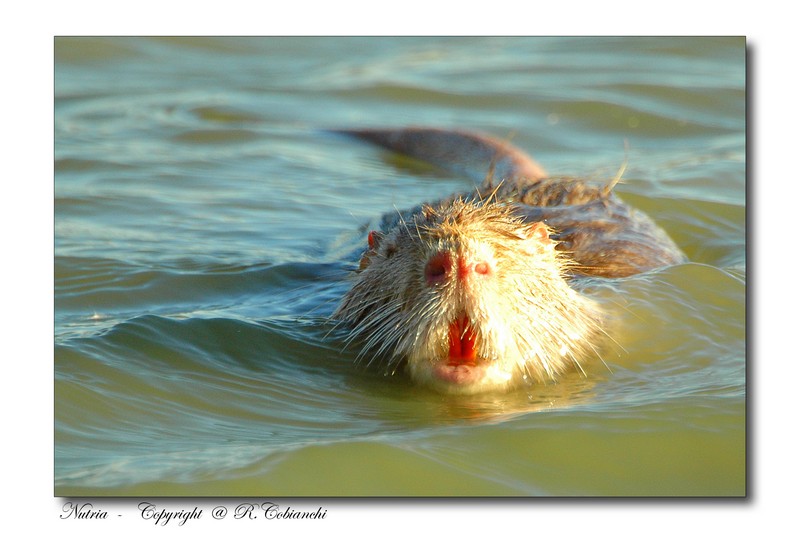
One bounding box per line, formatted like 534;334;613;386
54;36;745;496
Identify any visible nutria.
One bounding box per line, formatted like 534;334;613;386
331;128;686;394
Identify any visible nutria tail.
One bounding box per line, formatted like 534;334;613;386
330;127;548;188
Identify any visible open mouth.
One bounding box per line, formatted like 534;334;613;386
433;314;486;384
448;314;477;365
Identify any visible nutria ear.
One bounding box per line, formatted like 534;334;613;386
367;230;384;250
517;222;551;243
359;231;385;270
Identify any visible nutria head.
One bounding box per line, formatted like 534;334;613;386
334;198;606;394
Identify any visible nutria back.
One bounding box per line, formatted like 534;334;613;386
348;128;686;278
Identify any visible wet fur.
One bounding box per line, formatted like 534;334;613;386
331;127;685;393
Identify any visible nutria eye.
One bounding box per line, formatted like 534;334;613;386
385;244;397;259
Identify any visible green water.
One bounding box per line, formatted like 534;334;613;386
54;36;745;496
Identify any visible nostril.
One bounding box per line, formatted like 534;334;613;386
425;252;451;285
457;255;492;281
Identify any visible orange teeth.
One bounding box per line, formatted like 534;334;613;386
448;314;477;365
